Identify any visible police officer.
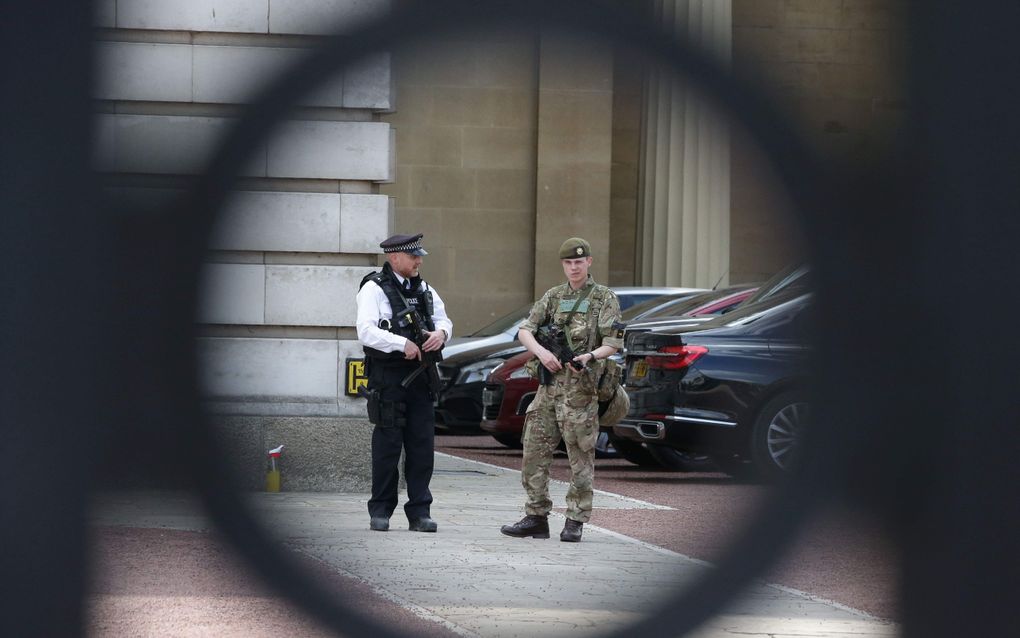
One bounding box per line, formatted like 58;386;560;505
500;238;624;542
356;233;452;533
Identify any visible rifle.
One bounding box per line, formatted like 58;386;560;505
534;324;584;385
393;308;443;394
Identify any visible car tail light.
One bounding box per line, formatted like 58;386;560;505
645;344;708;370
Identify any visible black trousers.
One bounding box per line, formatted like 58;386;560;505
366;360;435;521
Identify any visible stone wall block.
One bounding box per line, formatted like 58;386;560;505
339;194;390;253
441;210;532;251
461;128;534;170
197;263;267;325
432;87;534;128
537;91;613;164
537;34;613;92
392;125;462;167
267;120;392;180
342;52;392;109
261;417;373;490
94;114;267;176
95;42;193;102
474;169;535;210
733;26;777;66
116;0;270;33
409;167;476;208
198;337;339;401
536;167;612;228
398;41;479;88
779;28;851;64
732;0;780;28
265;265;376;326
451;247;533;295
783;0;842;29
473;40;539;88
194;45;344;106
841;0;901;29
213;191;341;253
269;0;391;36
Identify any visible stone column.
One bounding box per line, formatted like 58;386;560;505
533;30;615;296
638;0;732;288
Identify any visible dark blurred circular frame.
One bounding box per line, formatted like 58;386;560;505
178;1;838;636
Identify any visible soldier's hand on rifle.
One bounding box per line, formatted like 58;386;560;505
538;347;562;373
421;329;445;352
403;339;422;360
571;352;594;369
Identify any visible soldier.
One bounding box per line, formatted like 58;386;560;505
500;237;624;542
356;233;452;533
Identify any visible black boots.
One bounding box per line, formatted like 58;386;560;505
500;515;584;541
371;516;437;532
500;514;550;539
560;518;583;542
409;517;438;532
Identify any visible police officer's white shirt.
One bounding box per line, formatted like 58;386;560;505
356;273;453;353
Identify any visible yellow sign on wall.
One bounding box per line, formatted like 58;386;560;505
346;358;368;396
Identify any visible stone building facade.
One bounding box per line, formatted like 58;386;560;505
94;0;906;489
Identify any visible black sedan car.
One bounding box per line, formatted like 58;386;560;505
433;341;525;432
615;292;813;480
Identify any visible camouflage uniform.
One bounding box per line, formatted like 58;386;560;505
518;276;623;523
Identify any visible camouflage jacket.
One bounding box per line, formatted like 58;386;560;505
520;276;624;356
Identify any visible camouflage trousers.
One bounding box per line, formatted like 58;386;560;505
520;372;599;522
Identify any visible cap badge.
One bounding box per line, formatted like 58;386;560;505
576;247;583;255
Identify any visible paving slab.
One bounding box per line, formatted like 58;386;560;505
91;452;898;638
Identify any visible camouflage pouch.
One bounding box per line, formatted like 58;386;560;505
524;356;540;379
595;358;622;403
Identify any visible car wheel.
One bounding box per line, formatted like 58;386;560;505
491;433;523;449
646;444;716;472
750;392;809;480
608;435;659;467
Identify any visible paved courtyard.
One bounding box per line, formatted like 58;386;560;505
92;453;898;638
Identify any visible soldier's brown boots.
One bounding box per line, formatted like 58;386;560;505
560;518;583;542
500;514;550;538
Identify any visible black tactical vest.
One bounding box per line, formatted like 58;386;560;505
359;262;437;361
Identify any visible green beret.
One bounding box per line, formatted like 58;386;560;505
558;237;591;259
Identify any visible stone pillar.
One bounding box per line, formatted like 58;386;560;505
533;30;615;296
638;0;732;288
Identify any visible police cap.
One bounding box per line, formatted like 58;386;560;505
380;233;428;256
558;237;591;259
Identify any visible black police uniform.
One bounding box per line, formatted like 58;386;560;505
355;234;449;531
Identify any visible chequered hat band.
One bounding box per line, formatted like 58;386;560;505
384;239;423;253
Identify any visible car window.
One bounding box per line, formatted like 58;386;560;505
470;304;533;337
740;264;811;308
684;288;808;331
619;291;711;320
638;286;755;320
621;295;684;320
618;293;663;311
635;296;699;319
